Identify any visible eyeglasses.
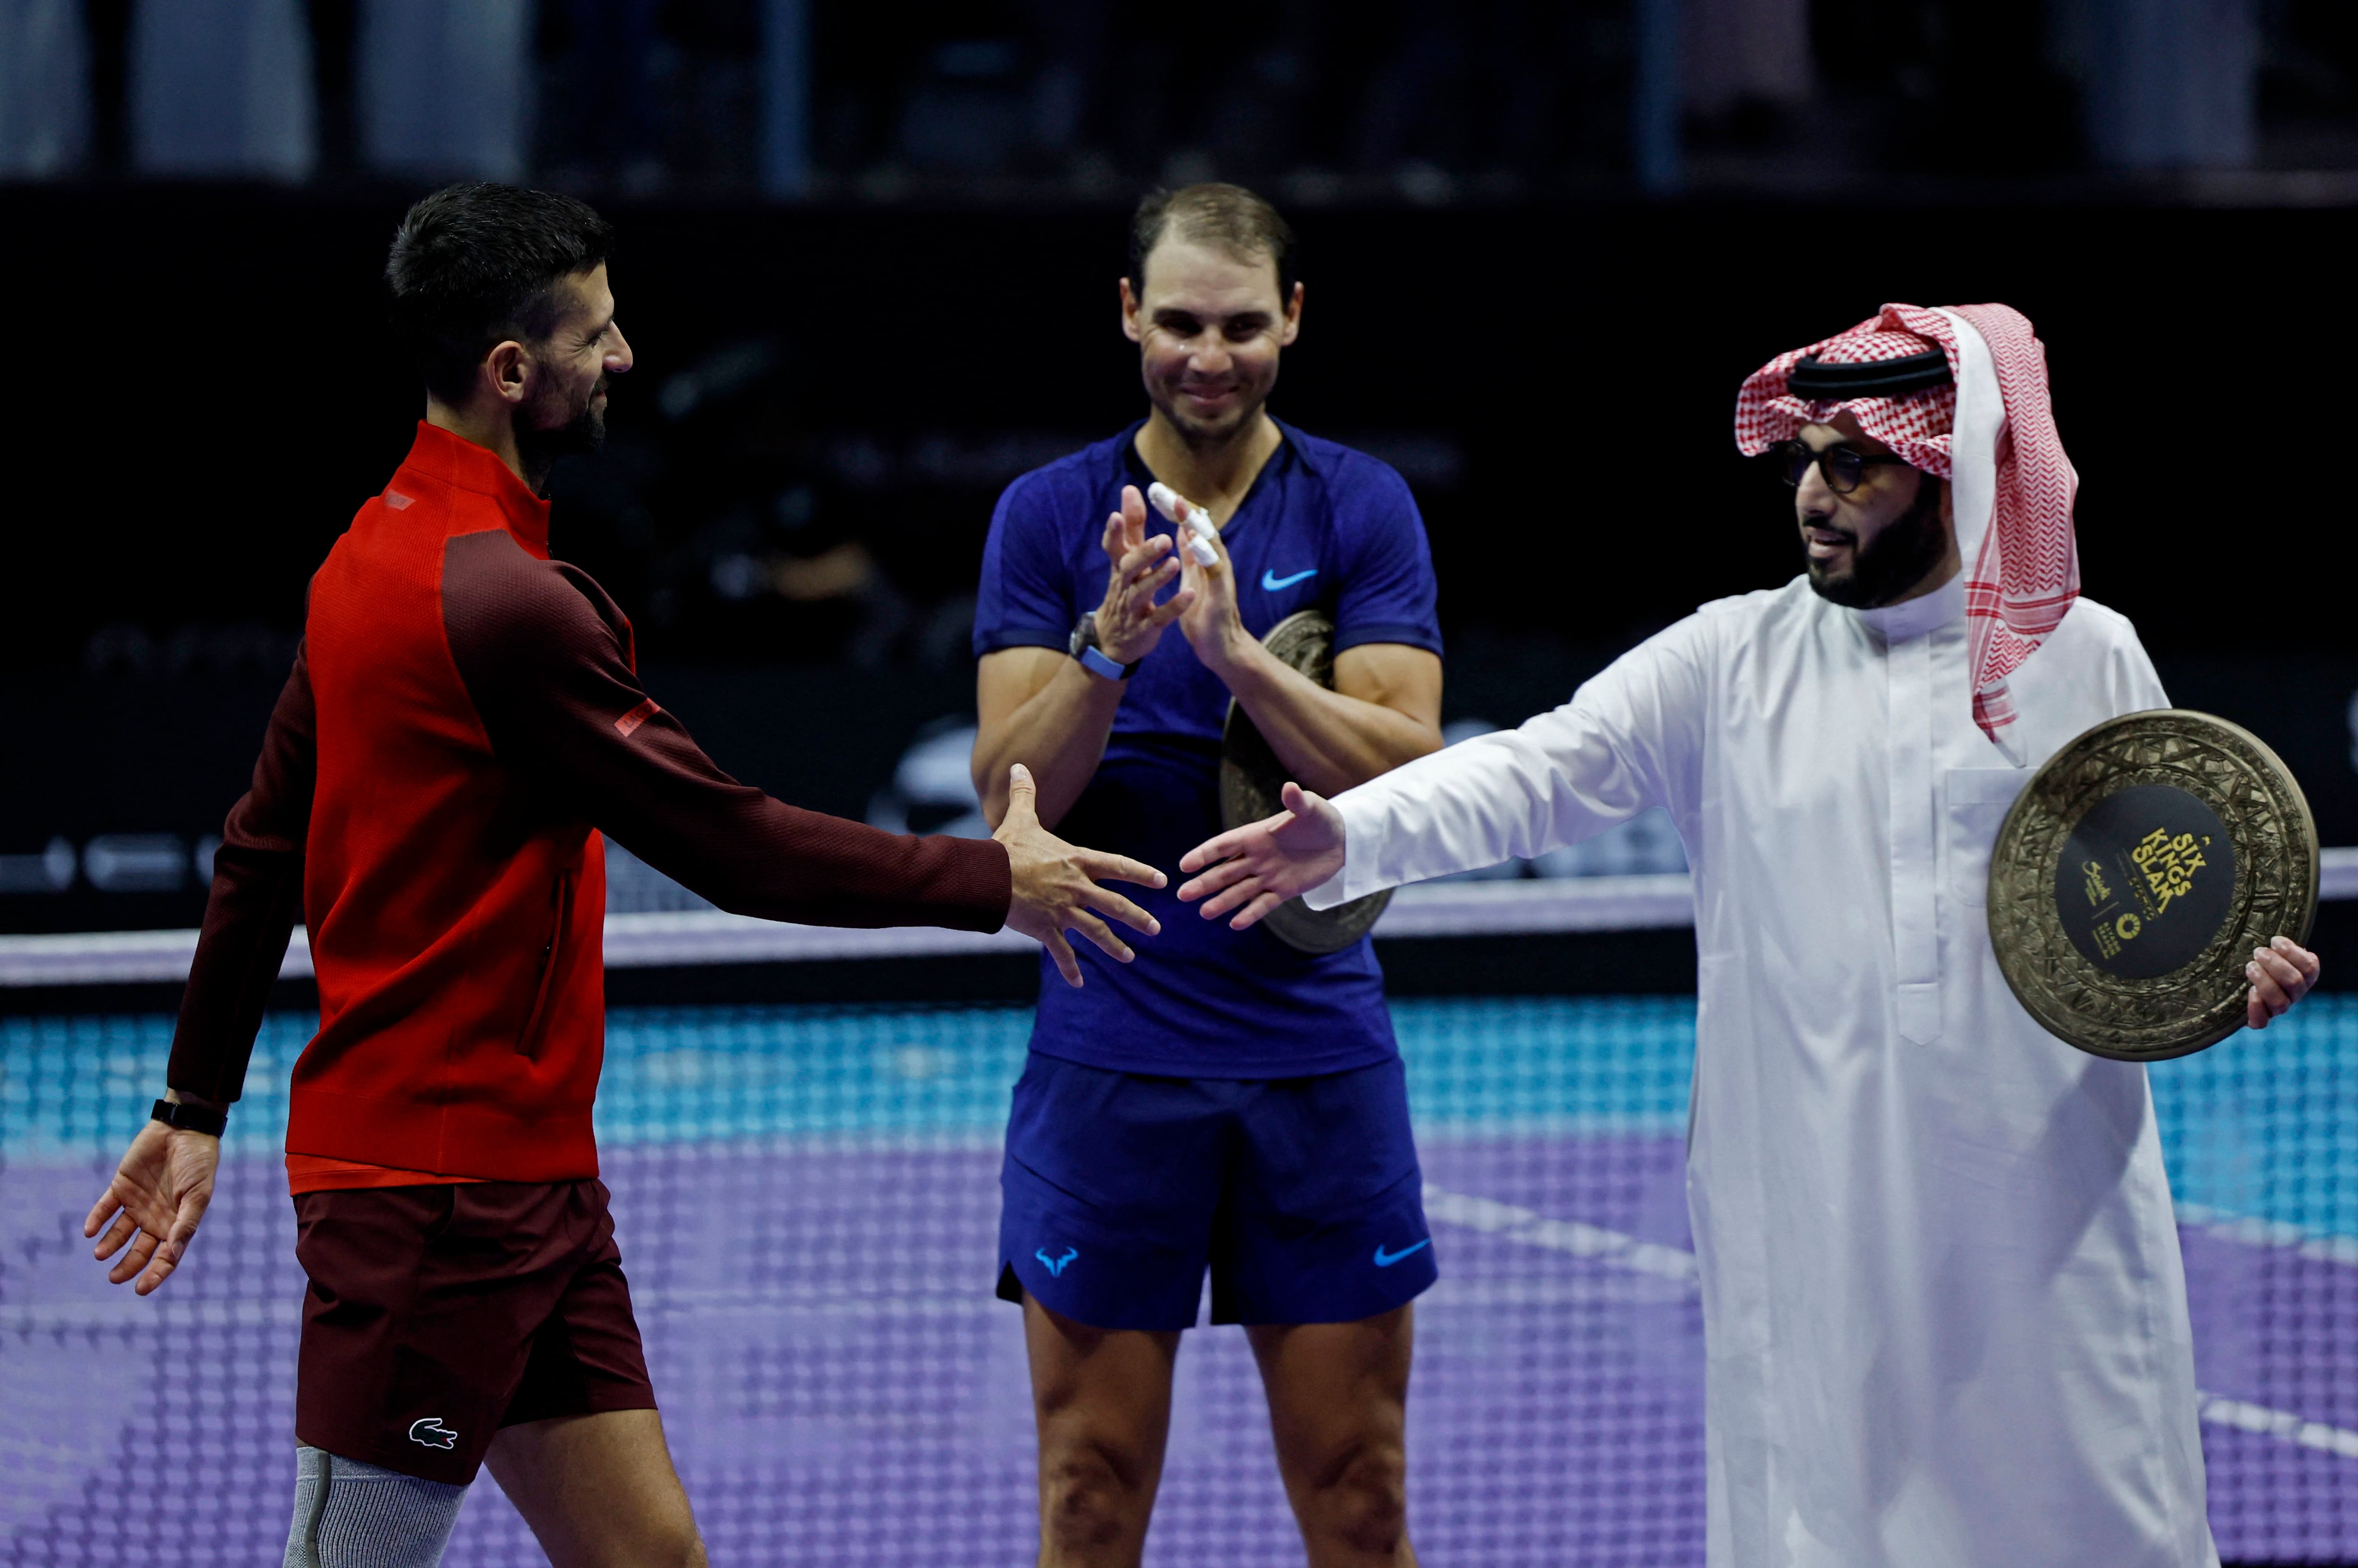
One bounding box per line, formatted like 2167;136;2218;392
1771;440;1910;494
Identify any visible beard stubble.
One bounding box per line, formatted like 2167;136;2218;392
1803;475;1951;609
515;375;608;481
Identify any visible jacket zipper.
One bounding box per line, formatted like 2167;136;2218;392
517;863;577;1056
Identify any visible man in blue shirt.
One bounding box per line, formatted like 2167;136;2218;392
970;183;1445;1568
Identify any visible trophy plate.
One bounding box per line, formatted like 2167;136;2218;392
1220;610;1393;955
1988;710;2317;1061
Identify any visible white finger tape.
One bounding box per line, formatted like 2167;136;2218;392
1147;483;1220;564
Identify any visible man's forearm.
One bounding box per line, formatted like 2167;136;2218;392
1213;640;1440;796
166;646;317;1110
166;840;305;1108
974;658;1127;829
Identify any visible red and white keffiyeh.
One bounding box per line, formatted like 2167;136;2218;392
1734;302;2080;749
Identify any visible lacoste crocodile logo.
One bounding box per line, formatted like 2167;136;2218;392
407;1417;459;1450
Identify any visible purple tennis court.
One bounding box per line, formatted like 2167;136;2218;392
4;996;2354;1564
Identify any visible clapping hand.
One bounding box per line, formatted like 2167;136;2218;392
1093;485;1195;666
1170;497;1247;670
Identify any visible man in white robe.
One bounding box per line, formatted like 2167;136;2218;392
1173;303;2321;1568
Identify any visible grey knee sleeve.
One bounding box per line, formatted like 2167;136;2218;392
283;1444;468;1568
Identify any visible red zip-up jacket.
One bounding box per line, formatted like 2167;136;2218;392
167;423;1012;1181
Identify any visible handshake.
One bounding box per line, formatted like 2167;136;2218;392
996;767;1348;987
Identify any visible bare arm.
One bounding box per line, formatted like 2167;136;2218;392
1177;518;1442;797
974;485;1195;828
974;638;1440;829
1215;640;1442;798
975;647;1126;830
974;480;1441;822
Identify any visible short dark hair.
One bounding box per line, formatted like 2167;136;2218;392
386;183;615;405
1129;183;1296;299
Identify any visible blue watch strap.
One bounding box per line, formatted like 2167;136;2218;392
1077;643;1133;681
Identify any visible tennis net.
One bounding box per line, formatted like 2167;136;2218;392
2;872;2353;1566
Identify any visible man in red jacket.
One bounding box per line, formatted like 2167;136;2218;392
82;183;1162;1568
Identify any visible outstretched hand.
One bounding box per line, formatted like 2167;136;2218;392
997;763;1166;987
1176;781;1347;930
84;1118;219;1295
2246;936;2320;1030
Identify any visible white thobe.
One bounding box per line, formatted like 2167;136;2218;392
1313;573;2216;1568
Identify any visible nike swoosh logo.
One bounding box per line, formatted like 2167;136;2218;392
1372;1238;1432;1268
1260;567;1319;591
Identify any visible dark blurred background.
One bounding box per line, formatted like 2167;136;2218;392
3;0;2355;934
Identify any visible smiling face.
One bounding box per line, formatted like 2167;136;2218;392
1122;235;1302;445
1792;413;1957;608
514;263;632;463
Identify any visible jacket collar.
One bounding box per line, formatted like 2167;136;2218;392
396;421;553;556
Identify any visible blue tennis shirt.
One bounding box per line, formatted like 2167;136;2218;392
972;419;1443;1077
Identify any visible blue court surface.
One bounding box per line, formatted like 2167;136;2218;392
2;995;2353;1564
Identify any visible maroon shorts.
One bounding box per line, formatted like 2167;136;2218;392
292;1178;656;1485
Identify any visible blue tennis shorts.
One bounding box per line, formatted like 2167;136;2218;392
995;1053;1437;1332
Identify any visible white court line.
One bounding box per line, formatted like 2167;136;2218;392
2198;1394;2358;1460
2176;1203;2358;1267
1422;1182;1696;1286
1425;1181;2358;1461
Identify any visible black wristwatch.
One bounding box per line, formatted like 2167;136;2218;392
151;1098;228;1137
1069;613;1142;682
